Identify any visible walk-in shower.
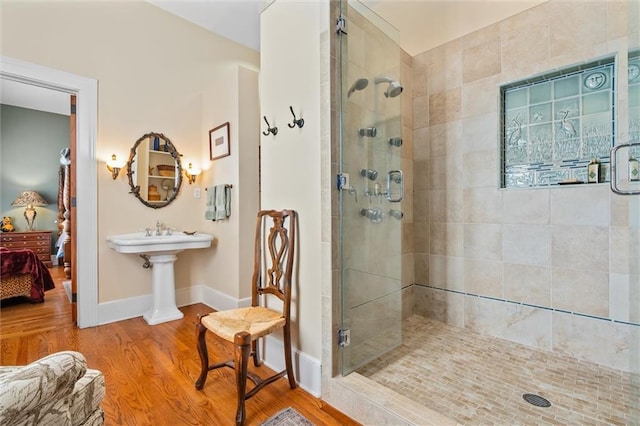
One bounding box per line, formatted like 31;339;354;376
334;0;639;424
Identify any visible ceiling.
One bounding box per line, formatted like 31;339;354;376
147;0;546;56
1;0;545;114
146;0;263;51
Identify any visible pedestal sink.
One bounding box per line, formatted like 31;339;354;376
106;231;213;325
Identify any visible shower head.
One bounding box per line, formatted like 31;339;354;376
347;78;369;98
374;76;404;98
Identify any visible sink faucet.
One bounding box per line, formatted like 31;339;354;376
155;220;164;236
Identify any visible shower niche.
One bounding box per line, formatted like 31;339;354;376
500;57;616;188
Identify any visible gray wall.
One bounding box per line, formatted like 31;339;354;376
1;104;69;245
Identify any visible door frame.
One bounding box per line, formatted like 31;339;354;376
1;56;98;328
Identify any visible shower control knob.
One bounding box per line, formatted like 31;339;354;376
389;209;404;220
358;127;377;138
360;168;378;180
388;137;403;147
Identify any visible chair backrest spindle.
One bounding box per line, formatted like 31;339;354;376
252;210;296;314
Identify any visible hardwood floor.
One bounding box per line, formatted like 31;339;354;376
1;267;359;426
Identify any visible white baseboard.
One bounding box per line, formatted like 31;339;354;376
95;284;320;395
97;293;151;325
261;335;322;397
193;284;252;311
96;284;251;325
62;280;72;303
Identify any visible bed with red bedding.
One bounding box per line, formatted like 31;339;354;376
0;247;55;303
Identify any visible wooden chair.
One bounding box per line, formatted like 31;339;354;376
195;209;297;425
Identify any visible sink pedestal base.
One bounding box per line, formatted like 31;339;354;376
142;253;184;325
106;232;213;325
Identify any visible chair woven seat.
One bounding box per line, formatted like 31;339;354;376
195;209;298;426
201;307;285;342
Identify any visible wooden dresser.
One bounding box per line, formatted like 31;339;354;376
1;231;52;267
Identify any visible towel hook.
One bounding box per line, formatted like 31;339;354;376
262;116;278;136
287;106;305;128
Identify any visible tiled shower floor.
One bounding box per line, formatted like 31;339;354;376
357;315;640;425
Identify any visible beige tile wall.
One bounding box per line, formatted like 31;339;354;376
412;0;640;372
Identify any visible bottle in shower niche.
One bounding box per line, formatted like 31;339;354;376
629;156;639;182
587;158;600;183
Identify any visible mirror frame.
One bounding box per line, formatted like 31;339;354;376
126;132;183;209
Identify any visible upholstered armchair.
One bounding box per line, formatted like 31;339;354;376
0;351;105;426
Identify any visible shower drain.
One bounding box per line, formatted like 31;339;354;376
522;393;552;408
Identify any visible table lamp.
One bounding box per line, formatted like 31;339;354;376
11;190;48;231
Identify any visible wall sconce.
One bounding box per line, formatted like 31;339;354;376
106;154;125;180
185;162;201;185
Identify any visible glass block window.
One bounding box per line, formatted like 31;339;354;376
500;58;616;188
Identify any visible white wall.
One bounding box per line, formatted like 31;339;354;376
190;65;259;304
1;1;259;305
260;0;324;365
236;67;261;299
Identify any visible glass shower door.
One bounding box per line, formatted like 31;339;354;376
338;0;404;374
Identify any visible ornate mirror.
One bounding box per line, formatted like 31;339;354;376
126;132;183;208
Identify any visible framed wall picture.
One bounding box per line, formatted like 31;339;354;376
209;122;230;161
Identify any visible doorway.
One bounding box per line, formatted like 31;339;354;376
1;56;98;328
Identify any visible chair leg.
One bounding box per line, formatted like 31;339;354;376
234;331;251;426
251;339;261;367
283;324;297;389
195;321;209;390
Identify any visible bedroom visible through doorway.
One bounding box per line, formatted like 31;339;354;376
0;266;70;336
1;56;99;328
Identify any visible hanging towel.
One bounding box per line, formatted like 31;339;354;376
205;186;216;220
214;184;230;220
223;185;231;218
